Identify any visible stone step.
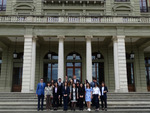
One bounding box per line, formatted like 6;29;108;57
0;106;150;109
0;110;150;112
1;96;150;98
0;92;150;95
0;101;150;104
1;99;150;102
0;93;150;111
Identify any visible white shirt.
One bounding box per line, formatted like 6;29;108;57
102;87;104;95
74;79;76;83
55;87;57;93
58;82;61;86
93;87;101;96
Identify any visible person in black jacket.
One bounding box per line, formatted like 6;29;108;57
72;75;80;84
70;83;78;111
53;82;60;110
58;78;63;107
78;83;85;110
62;82;70;111
100;82;108;111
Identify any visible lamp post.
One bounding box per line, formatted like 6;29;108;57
13;37;18;59
48;38;52;59
130;38;134;59
97;38;101;59
73;38;76;59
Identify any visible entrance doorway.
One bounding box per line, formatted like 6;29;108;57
126;53;135;92
92;62;104;85
12;66;22;92
12;53;23;92
43;52;58;83
92;52;104;85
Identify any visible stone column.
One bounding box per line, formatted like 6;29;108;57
113;36;128;92
58;36;65;82
137;48;147;92
22;35;36;93
30;37;37;91
0;48;8;92
85;36;93;83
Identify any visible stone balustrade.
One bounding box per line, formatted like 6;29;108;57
0;16;150;23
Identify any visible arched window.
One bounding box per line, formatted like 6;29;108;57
92;52;104;85
44;52;58;60
67;52;82;60
43;52;58;83
66;52;82;81
126;53;135;92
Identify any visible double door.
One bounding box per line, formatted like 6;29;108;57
12;63;23;92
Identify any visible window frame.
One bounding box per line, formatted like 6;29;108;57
0;0;6;11
140;0;148;12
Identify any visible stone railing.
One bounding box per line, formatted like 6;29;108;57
0;16;150;24
16;0;33;2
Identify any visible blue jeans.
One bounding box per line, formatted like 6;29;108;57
38;94;44;110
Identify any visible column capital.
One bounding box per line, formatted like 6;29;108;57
57;35;65;39
85;35;93;39
24;35;33;38
33;36;38;41
112;35;125;42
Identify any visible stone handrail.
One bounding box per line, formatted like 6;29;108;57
0;16;150;24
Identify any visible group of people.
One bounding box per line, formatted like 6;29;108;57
36;75;108;111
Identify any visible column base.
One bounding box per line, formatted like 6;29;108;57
21;89;35;93
115;88;128;93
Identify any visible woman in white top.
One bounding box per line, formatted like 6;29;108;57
92;83;101;111
70;83;78;111
45;82;53;110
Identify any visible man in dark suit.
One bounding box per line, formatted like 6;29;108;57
63;75;69;84
58;78;63;107
90;77;99;88
100;82;108;111
36;78;46;111
72;75;80;84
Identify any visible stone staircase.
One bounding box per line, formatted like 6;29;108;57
0;92;150;112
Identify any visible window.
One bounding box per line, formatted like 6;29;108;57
66;52;82;81
140;0;148;12
0;0;7;11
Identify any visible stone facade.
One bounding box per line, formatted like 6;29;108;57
0;0;150;93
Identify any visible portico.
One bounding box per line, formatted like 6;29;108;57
0;16;150;93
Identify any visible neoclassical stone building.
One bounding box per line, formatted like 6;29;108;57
0;0;150;93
